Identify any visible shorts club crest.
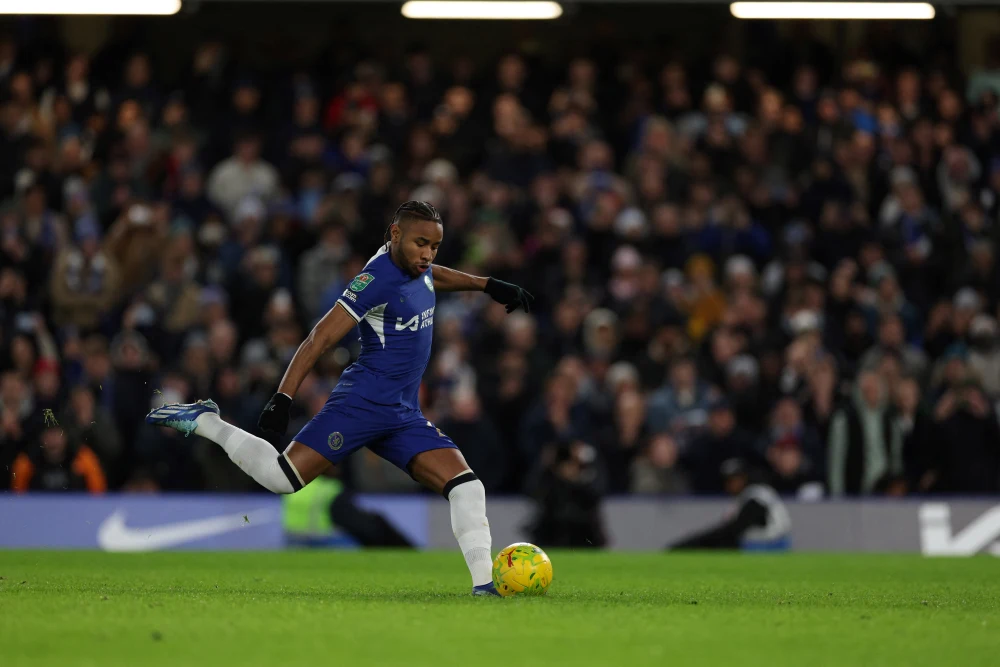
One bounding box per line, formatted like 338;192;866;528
328;432;344;450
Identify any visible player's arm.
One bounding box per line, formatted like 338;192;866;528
433;264;535;313
432;264;487;292
258;303;358;433
278;303;358;398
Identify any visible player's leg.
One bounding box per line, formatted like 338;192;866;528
145;400;330;493
374;425;496;594
410;449;496;594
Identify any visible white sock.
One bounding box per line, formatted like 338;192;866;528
194;413;301;494
448;474;493;587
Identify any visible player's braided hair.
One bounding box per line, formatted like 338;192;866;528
383;200;442;249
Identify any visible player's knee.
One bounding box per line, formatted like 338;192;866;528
443;470;484;504
275;454;306;494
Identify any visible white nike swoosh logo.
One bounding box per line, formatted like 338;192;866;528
97;508;280;552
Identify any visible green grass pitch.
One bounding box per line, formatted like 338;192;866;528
1;551;998;666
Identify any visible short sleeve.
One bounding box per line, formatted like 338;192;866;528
337;269;387;322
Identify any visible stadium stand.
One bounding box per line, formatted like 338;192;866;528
0;12;998;498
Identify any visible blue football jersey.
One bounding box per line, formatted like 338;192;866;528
334;246;436;409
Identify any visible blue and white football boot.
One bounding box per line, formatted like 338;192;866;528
472;582;501;597
145;399;220;437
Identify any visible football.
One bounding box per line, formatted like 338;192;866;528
492;542;553;597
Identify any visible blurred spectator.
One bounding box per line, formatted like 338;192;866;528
966;36;1000;103
181;332;213;399
647;356;714;441
968;315;1000;400
59;385;123;485
480;349;531;459
599;387;647;493
0;370;36;440
827;370;904;496
630;433;689;495
929;378;1000;494
207;134;279;220
859;313;927;379
33;358;62;417
860;263;919;341
761;398;824;494
11;423;106;493
107;331;154;447
438;388;506;493
297;219;350;322
683;397;758;494
144;234;202;337
895;376;936;493
104;203;168;290
0;371;35;488
682;255;728;343
49;214;119;330
723;354;769;434
520;371;589;476
803;354;839;437
229;245;284;343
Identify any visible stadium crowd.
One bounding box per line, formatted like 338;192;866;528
0;28;999;498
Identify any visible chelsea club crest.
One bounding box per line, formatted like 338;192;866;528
424;273;434;292
328;432;344;451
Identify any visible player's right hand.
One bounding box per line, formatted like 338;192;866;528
258;392;292;434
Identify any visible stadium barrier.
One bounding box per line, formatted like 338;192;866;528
2;495;999;556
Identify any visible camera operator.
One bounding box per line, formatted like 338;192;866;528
527;439;607;548
668;459;791;551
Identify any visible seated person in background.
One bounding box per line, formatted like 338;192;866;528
11;423;107;493
669;458;791;551
283;467;414;548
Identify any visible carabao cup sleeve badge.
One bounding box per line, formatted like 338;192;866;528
349;273;375;292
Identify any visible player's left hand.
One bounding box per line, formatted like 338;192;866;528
485;277;535;314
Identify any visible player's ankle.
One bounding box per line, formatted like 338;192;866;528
193;411;224;439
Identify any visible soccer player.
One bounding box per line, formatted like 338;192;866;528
146;201;533;596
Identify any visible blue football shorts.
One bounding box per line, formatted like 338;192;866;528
292;390;458;473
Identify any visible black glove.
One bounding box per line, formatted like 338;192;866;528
258;392;292;434
485;277;535;314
